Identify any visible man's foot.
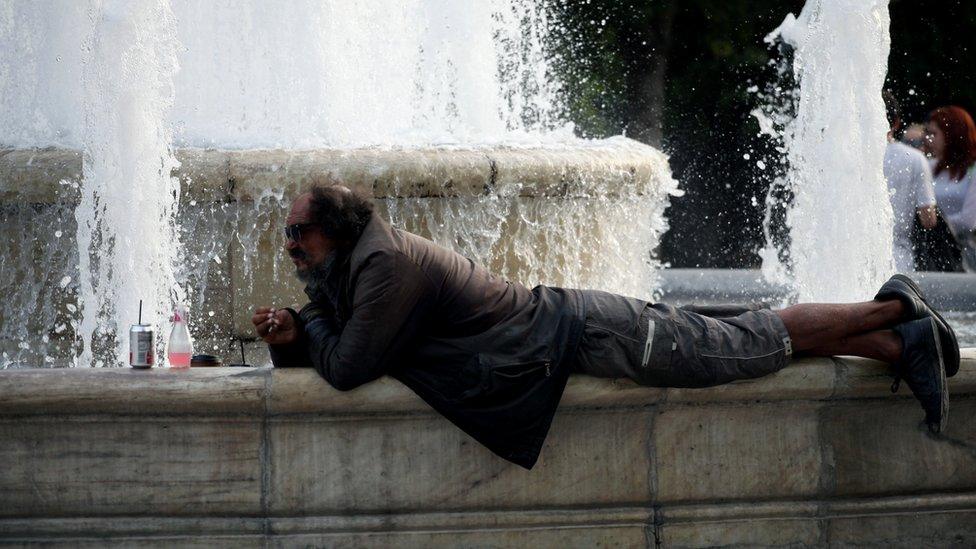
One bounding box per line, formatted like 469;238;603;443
891;317;948;434
876;274;960;377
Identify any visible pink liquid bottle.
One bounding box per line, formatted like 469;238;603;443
167;308;193;369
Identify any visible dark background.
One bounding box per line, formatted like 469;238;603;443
552;0;976;268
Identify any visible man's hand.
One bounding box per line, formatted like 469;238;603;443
252;307;299;345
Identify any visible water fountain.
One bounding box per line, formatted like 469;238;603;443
763;0;895;303
0;0;676;369
1;1;974;546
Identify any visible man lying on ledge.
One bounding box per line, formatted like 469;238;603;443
253;184;960;470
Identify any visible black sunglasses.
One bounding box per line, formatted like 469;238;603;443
284;223;318;241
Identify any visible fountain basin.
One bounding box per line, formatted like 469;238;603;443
0;140;673;366
0;141;668;202
1;352;974;546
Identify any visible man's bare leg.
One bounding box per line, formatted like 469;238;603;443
803;330;902;363
775;300;905;356
770;282;949;433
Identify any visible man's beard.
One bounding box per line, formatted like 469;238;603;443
293;251;336;298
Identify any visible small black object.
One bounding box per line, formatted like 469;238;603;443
228;338;251;367
191;354;221;367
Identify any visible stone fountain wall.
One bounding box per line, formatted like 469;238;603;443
0;352;974;546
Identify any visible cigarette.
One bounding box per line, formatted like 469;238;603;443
267;308;277;333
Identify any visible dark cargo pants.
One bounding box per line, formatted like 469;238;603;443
571;290;793;388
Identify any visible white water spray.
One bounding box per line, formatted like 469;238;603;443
2;0;569;150
74;0;183;367
766;0;895;302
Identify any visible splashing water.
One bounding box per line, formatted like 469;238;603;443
2;0;570;150
1;1;676;368
74;0;184;367
763;0;894;303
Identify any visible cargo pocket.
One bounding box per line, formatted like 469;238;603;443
655;316;723;388
636;315;684;387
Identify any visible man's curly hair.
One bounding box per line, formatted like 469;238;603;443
307;184;375;244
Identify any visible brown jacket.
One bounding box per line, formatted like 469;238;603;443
270;213;585;468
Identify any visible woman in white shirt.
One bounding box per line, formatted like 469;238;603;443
925;106;976;272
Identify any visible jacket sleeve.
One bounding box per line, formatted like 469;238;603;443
300;250;434;391
268;308;313;368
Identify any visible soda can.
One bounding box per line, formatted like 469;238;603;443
129;324;154;368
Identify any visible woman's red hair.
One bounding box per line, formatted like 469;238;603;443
928;106;976;180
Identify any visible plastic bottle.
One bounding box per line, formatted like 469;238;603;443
167;307;193;369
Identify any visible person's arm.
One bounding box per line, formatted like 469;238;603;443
944;173;976;239
252;306;312;367
300;250;434;391
267;308;313;368
915;153;938;230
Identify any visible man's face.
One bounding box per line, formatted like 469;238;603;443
285;193;337;281
924;121;946;159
